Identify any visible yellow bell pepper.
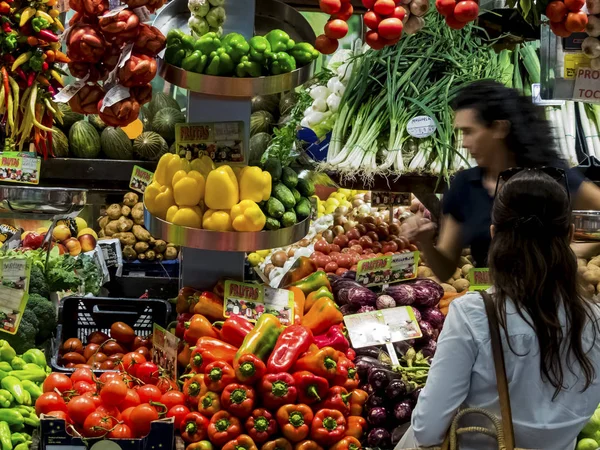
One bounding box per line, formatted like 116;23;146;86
173;170;206;207
205;165;239;210
203;209;233;232
239;166;272;203
231;200;266;232
166;157;191;185
144;181;175;220
154;154;177;186
167;206;203;229
190;156;216;178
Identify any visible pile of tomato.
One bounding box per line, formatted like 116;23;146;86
434;0;479;29
545;0;588;37
315;0;354;54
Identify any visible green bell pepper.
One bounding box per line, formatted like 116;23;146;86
235;56;262;78
0;342;15;363
270;52;296;75
22;349;46;368
181;34;196;52
205;48;234;76
222;32;249;63
248;36;272;64
164;46;187;67
0;364;11;374
9;358;24;371
0;390;12;405
290;42;320;65
167;29;185;46
195;32;221;55
21;381;42;402
182;50;207;73
10;434;26;447
0;422;11;450
0;410;23;428
1;377;23;405
265;29;295;53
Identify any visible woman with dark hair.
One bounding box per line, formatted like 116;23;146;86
398;170;600;449
404;80;600;280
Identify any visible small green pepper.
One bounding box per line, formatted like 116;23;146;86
0;342;15;363
205;48;234;76
1;377;24;405
22;349;46;368
181;34;196;52
13;444;27;450
20;389;31;407
31;16;49;33
9;358;25;371
248;36;272;64
269;52;296;75
0;391;13;405
21;381;42;402
0;409;25;428
0;363;11;374
10;434;26;447
289;42;320;65
195;32;221;55
167;29;185;46
265;29;295;53
235;55;262;78
222;32;249;63
9;368;46;383
0;421;11;450
23;415;39;428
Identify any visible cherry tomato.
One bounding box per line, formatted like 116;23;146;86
99;371;121;384
550;20;572;37
167;405;190;431
324;261;339;274
445;13;467;29
100;360;118;370
324;19;349;39
136;384;162;404
135;347;151;360
121;407;135;428
111;322;135;344
373;0;396;15
363;10;382;30
63;338;83;354
87;352;108;365
332;2;353;20
378;17;403;39
100;379;128;407
565;0;584;11
43;373;73;394
96;405;122;421
320;0;341;13
120;389;142;410
71;367;95;385
130;403;159;438
156;377;179;394
391;6;407;21
136;361;160;385
46;411;72;424
36;392;68;416
362;0;375;7
109;424;134;439
67;395;97;425
83;392;103;408
160;391;185;411
83;411;115;438
73;381;96;396
565;11;587;31
545;1;568;21
315;34;339;55
435;0;456;16
83;344;100;361
122;352;146;376
453;0;478;22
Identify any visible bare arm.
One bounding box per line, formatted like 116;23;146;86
419;215;464;282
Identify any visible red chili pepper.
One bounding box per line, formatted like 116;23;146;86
204;361;236;393
217;315;254;347
267;325;314;374
259;373;298;411
180;412;210;443
313;325;349;353
221;384;256;419
15;67;26;81
310;409;347;447
37;29;58;42
26;72;35;87
313;386;352;416
245;408;278;444
333;357;359;391
2;22;12;33
234;353;266;385
41;61;49;71
291;372;329;405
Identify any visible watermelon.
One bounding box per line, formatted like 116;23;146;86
250;111;274;136
89;115;107;133
133;132;169;161
101;127;134;160
251;94;280;116
140;105;153;131
151;108;185;142
51;127;69;157
56;103;84;132
69;121;101;158
147;92;181;121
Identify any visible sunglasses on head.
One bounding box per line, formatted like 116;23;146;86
494;167;570;202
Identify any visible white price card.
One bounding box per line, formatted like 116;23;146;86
407;116;436;138
574;68;600;103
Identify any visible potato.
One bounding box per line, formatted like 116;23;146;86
461;248;471;256
590;256;600;267
585;283;596;296
122;245;137;261
117;216;133;233
121;205;131;217
453;278;470;293
145;250;156;261
138;252;146;261
461;264;474;277
452;268;461;280
459;256;471;267
98;216;110;230
118;232;136;247
104;220;119;236
132;225;151;242
132;203;144;224
123;192;139;207
98;229;105;238
583;269;600;285
156;253;164;262
164;246;178;260
578;266;589;276
588;262;600;272
417;266;433;278
153;240;167;254
107;204;122;220
578;258;589;268
134;242;150;254
441;283;457;293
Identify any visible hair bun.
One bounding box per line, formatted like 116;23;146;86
515;214;544;232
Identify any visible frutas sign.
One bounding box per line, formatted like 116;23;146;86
574;68;600;102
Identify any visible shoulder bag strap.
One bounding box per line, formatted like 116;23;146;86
481;291;516;450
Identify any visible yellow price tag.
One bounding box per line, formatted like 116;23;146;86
564;53;591;80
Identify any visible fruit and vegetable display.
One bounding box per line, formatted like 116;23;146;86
145;153;314;232
164;29;320;77
0;0;66;154
97;192;180;262
578;405;600;450
187;0;226;37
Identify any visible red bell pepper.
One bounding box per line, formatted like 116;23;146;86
310;409;347;447
193;291;225;321
348;389;367;416
207;411;242;447
314;387;352;416
293;441;323;450
261;438;293;450
292;372;329;405
190;337;237;373
221;383;256;419
186;441;213;450
345;348;356;361
181;412;210;443
176;313;193;339
245;408;278;444
345;416;366;440
313;325;349;353
293;347;340;381
333;357;359;391
222;434;258;450
276;404;314;443
183;374;208;408
330;437;362;450
234;353;266;385
198;391;221;417
204;361;236;392
185;314;219;344
267;325;314;374
259;373;298;410
217;315;254;347
177;287;199;314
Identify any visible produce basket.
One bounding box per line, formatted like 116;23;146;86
50;296;171;373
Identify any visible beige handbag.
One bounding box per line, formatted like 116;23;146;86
405;291;533;450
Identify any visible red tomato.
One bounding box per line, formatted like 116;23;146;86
136;361;160;385
109;424;134;439
83;392;103;408
550;20;572;36
378;18;403;39
315;34;339;55
366;31;386;50
156;377;179;394
363;10;382;30
96;405;122;421
373;0;396;15
120;389;142;410
324;261;339;273
71;368;95;385
121;407;135;427
565;0;584;11
110;322;136;344
73;381;96;396
137;384;162;404
99;371;121;384
100;379;128;407
329;244;341;253
67;396;97;425
314;239;330;254
83;344;100;361
121;352;146;376
332;2;353;20
46;411;72;423
135;347;151;360
436;0;456;16
454;0;479;21
565;11;587;31
362;0;375;7
319;0;341;14
325;19;349;39
36;392;68;416
83;411;115;438
161;391;185;411
391;5;407;20
130;403;159;438
43;373;73;394
445;12;468;28
335;267;349;276
545;1;568;21
167;405;190;431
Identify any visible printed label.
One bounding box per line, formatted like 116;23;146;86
574;67;600;103
407;116;436;138
53;75;89;103
224;280;294;325
176;122;245;165
129;165;154;194
118;43;134;69
0;257;31;335
133;6;151;22
371;192;411;207
0;152;41;185
356;252;420;287
468;268;491;291
344;306;422;348
102;4;127;17
564;53;590;79
100;85;130;112
152;324;179;382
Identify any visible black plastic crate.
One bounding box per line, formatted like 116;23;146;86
51;296;171;373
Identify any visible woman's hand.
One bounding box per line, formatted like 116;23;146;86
401;214;436;246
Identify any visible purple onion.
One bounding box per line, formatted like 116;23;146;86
367;428;391;448
394;400;414;423
367;407;388;426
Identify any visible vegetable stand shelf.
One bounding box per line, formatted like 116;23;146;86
0;185;86;221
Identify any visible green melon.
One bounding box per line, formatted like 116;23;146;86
133;132;169;161
69;121;101;158
101;127;134;160
51;127;69;157
88;115;107;133
140;105;153;132
57;103;84;132
147;92;181;121
151;108;185;142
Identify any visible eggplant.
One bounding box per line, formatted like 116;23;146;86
359;383;375;395
411;387;423;401
347;286;378;308
367;428;391;448
331;278;361;294
419;320;435;340
409;279;444;306
355;356;390;380
368;367;401;391
385;378;408;400
358;305;376;313
392;423;412;446
419;339;437;358
394;400;414;423
366;393;386;409
383;283;416;305
342;270;356;279
355;346;384;359
412;307;422;322
421;306;445;330
367;407;388;426
339;304;358;315
394;340;414;356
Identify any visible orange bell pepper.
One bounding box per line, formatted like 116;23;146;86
182;373;208;408
294;441;323;450
344;416;366;440
178;343;192;368
177;287;200;314
190;337;237;373
222;434;257;450
261;438;293;450
292;347;340;381
184;314;219;345
301;297;343;335
304;287;334;314
330;437;361;450
276;404;314;443
288;287;305;324
348;389;368;416
193;292;225;321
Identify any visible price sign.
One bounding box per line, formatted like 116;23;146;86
224;280;294;325
129;165;154;194
175;122;245;165
0;152;41;185
574;68;600;103
407;116;436;138
152;324;179;382
355;252;420;287
468;268;491;291
371;192;411;207
0;257;31;335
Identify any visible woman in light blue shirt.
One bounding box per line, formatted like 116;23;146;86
399;170;600;450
